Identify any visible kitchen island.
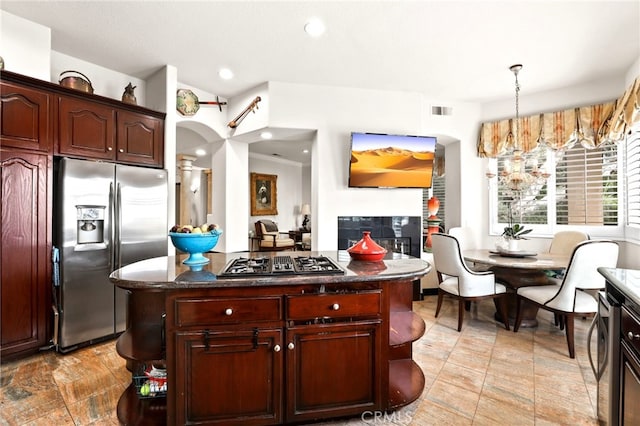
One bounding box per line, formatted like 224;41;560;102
110;251;430;425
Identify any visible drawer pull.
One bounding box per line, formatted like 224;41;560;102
288;342;295;350
119;148;124;153
628;332;640;340
225;308;233;316
274;344;281;352
332;303;340;311
107;147;113;151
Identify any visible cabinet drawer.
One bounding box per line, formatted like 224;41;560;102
622;306;640;356
174;296;281;326
287;292;381;320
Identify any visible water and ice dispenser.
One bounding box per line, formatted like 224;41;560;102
76;205;105;244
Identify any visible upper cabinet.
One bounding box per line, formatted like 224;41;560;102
0;80;54;152
116;110;163;167
1;71;165;168
58;95;116;160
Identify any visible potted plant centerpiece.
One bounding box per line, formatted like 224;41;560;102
501;203;531;251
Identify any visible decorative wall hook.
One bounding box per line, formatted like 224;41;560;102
228;96;261;128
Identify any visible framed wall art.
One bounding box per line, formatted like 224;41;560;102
250;173;278;216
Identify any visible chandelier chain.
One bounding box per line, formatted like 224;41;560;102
513;67;520;149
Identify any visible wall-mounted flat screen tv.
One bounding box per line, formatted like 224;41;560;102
348;132;437;188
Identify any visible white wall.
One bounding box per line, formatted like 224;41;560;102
267;82;443;250
249;154;305;233
0;11;50;79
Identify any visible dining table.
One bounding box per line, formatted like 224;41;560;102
463;248;571;327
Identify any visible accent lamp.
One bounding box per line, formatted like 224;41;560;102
301;204;311;231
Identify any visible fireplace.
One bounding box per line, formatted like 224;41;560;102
337;216;423;259
338;216;423;300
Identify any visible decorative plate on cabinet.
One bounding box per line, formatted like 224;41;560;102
176;89;200;116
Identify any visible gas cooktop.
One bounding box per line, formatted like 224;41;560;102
219;255;345;277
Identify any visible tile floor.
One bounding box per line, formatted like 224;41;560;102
0;295;600;425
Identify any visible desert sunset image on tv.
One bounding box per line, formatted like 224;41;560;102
349;132;437;188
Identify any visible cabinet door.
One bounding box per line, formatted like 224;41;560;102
0;150;51;359
621;341;640;424
286;320;381;422
58;96;116;160
174;328;283;425
1;81;52;152
116;110;163;167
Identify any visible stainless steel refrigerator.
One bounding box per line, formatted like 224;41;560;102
54;158;168;352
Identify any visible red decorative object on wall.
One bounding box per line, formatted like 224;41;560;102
425;196;441;249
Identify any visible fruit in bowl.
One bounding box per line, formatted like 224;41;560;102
169;224;223;271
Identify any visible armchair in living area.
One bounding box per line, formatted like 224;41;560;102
254;220;296;251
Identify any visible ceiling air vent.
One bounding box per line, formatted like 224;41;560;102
431;106;453;116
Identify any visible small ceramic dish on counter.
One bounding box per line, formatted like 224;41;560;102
346;231;387;262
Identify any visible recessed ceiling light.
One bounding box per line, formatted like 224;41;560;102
195;149;206;156
260;131;273;139
303;149;309;154
304;18;325;37
218;68;234;80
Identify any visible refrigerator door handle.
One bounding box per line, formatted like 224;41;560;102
115;182;122;270
587;312;599;380
109;182;115;272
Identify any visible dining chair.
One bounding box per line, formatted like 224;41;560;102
431;233;510;332
547;230;590;327
448;226;478;251
548;230;590;255
513;240;618;358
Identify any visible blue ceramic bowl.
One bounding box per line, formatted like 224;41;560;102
169;229;223;271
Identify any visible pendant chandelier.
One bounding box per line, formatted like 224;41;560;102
486;64;550;195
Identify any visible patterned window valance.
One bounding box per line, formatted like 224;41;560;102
477;77;639;158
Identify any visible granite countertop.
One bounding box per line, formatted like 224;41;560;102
109;250;431;290
598;267;640;310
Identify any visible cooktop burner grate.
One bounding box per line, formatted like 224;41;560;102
219;255;344;277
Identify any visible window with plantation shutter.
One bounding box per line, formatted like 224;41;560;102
555;143;618;226
489;142;622;237
626;126;640;228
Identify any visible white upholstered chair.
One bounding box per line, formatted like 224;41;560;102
548;230;590;255
254;220;295;251
514;240;618;358
448;226;478;251
431;233;510;332
547;230;590;327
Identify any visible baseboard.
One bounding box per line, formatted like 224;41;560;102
421;288;438;297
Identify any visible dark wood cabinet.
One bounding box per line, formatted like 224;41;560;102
1;80;53;152
285;321;380;422
0;149;51;360
166;288;384;425
116;110;163;166
174;328;283;425
1;70;165;168
58;97;164;167
620;305;640;425
58;95;116;160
